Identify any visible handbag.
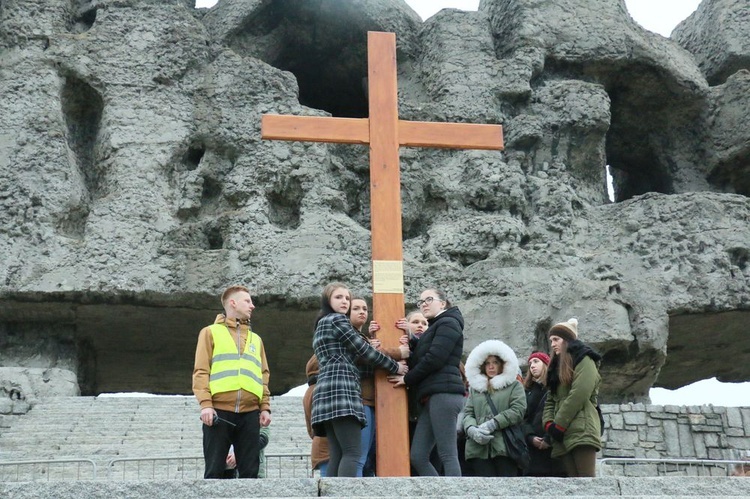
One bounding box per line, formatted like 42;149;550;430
485;391;531;470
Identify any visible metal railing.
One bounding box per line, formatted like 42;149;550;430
598;458;750;477
0;458;98;482
106;453;312;480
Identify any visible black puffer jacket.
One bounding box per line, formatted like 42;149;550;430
522;382;565;477
403;306;465;402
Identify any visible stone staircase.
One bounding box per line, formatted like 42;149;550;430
2;396;750;497
0;395;311;479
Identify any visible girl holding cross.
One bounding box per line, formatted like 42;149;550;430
388;288;466;476
311;283;408;477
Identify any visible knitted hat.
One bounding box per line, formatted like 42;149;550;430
548;318;578;342
528;351;550;366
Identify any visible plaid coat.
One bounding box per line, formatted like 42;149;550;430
311;313;400;436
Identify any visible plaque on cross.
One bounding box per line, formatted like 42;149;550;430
262;31;503;476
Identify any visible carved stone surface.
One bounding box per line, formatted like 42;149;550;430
673;0;750;86
1;0;748;400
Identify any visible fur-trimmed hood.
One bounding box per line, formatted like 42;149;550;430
465;340;520;392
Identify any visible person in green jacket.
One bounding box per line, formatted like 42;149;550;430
543;318;602;477
463;339;527;476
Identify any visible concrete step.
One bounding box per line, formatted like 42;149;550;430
1;477;750;498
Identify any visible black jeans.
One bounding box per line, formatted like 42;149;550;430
467;455;519;477
202;409;260;479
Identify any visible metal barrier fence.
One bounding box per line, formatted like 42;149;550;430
598;458;750;477
106;453;312;480
0;459;98;482
5;456;746;481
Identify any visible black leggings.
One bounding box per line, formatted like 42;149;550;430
325;417;362;477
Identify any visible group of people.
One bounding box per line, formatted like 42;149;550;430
191;283;603;479
305;283;603;478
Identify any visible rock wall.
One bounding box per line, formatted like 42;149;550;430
602;403;750;474
1;0;749;399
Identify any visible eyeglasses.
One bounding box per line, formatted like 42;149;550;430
416;296;437;308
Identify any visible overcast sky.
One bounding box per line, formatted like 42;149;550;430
399;0;702;37
195;0;702;37
189;0;750;406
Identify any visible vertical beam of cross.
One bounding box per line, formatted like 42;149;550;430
366;32;410;476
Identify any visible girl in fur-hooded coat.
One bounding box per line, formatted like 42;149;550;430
462;340;527;477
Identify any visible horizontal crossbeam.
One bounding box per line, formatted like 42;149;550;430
261;115;369;144
262;115;503;151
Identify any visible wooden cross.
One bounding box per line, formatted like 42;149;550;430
262;31;503;477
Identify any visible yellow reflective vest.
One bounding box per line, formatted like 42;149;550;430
208;324;264;400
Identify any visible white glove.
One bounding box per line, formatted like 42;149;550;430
479;418;498;434
467;426;494;445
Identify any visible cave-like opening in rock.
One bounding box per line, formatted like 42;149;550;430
656;311;750;390
70;3;97;33
0;295;318;396
61;73;103;194
185;145;205;170
542;59;705;203
603;64;680;202
603;61;708;202
229;0;372;118
708;152;750;196
59;72;104;238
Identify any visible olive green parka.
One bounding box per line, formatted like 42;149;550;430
543;340;602;458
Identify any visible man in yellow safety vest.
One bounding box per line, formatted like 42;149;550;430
193;285;271;478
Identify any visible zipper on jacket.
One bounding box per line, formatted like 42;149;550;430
235;322;242;413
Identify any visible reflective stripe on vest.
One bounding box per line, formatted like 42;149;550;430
208;324;264;400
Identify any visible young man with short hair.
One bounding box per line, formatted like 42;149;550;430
193;285;271;478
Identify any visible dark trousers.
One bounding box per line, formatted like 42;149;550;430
325;417;362;477
410;393;464;476
467;456;519;477
203;409;260;479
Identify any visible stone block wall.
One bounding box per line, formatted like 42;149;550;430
601;403;750;476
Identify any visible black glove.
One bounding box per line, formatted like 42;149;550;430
546;422;566;442
542;433;552;446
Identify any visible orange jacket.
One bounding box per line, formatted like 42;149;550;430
193;314;271;413
303;355;329;470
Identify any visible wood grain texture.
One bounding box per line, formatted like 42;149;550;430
261;115;369;144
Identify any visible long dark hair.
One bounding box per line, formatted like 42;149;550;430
348;295;371;337
314;282;350;327
547;340;574;393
